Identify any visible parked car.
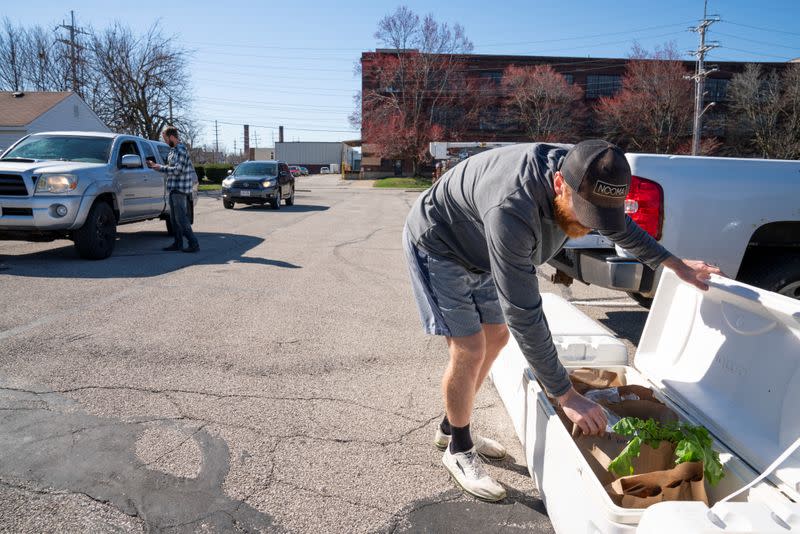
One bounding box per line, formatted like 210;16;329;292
221;160;295;210
299;166;309;176
548;153;800;304
288;165;302;177
320;166;330;174
0;131;198;259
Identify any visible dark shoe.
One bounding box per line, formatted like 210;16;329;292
163;243;182;251
182;244;200;253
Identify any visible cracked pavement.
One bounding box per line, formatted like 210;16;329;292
0;174;645;532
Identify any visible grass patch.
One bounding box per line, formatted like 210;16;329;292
373;177;432;189
198;183;221;191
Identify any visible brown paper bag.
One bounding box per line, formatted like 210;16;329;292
569;368;623;394
606;461;708;509
575;434;676;485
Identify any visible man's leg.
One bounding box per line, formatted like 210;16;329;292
443;330;485;437
474;323;510;394
164;192;182;250
179;193;199;249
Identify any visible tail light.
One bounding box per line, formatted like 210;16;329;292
625;175;663;240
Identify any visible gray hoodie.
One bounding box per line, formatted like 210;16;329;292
405;143;671;396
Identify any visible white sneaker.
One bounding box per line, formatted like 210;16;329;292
442;446;507;502
434;427;507;460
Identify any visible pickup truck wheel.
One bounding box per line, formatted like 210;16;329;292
628;292;653;309
73;201;116;260
739;253;800;300
223;199;234;209
285;186;295;206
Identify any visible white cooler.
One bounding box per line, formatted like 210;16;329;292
491;271;800;533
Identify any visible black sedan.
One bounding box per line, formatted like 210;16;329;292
221;160;295;210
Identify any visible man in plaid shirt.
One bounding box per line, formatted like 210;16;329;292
147;126;199;253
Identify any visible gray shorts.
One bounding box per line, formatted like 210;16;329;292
403;226;505;337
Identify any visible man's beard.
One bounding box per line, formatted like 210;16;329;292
554;193;592;239
168;140;176;148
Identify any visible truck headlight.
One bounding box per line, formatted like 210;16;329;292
36;174;78;193
262;179;276;188
222;177;234;187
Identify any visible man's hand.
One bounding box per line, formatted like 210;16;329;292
557;387;607;436
147;160;161;171
662;257;725;291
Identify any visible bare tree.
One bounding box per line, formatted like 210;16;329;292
0;18;26;91
360;6;482;174
501;65;586;142
727;63;800;159
89;22;191;139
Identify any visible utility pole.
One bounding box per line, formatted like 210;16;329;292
688;0;720;155
253;130;260;148
57;11;87;95
214;120;220;163
168;96;173;124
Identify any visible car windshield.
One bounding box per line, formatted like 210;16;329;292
2;135;112;163
234;162;277;176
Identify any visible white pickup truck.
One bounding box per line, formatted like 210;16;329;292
548;154;800;304
0;131;197;260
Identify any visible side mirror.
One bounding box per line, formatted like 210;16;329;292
227;169;233;175
121;154;143;168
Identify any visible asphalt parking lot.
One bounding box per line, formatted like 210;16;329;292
0;174;648;533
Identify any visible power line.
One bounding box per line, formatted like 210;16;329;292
197;119;357;133
724;20;800;38
713;31;800;52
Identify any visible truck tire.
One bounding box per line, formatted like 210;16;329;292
73;201;116;260
223;199;234;209
738;253;800;300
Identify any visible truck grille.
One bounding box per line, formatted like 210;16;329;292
233;180;260;189
0;174;28;196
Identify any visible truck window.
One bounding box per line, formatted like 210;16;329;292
140;141;157;165
157;145;170;163
118;141;141;167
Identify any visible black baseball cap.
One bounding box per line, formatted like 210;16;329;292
559;140;631;232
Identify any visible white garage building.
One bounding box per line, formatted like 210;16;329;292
0;91;109;153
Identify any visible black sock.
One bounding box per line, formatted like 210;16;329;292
449;423;474;454
440;415;451;435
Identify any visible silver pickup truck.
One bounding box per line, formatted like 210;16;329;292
0;131;198;260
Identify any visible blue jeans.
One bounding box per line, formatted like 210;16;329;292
168;191;198;248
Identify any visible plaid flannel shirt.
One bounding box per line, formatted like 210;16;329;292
160;143;194;194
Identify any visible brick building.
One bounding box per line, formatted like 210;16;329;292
359;51;788;176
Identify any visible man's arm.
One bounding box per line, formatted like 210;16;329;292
484;206;607;435
600;215;722;290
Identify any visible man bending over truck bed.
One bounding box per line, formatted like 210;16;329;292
403;140;721;501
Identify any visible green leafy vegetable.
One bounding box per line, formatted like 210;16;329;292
608;417;725;485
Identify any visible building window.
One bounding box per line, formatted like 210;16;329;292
563;73;574;85
586;75;622;98
705;78;729;102
480;71;503;84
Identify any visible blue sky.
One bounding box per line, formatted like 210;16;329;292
6;1;800;148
